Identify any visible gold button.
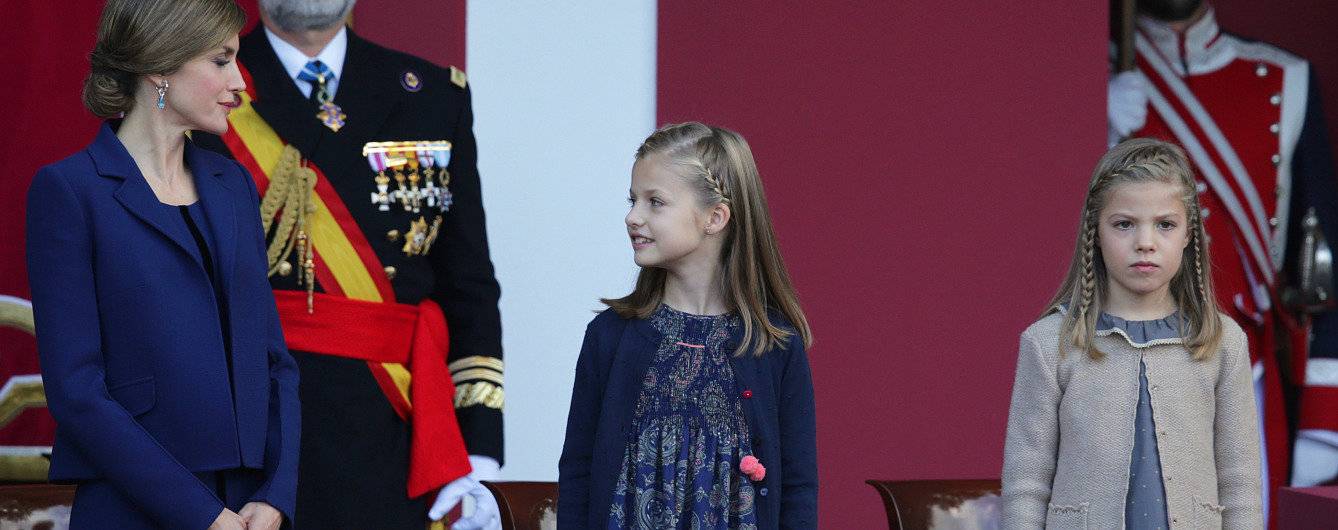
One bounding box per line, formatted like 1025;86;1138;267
277;261;293;276
384;266;397;280
387;229;401;242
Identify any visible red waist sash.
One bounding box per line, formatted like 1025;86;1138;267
273;290;472;497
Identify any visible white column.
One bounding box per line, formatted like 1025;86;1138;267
466;0;657;481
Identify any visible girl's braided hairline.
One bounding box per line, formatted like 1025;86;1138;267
702;166;730;203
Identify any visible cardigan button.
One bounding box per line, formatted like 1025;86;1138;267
742;390;753;399
758;487;768;496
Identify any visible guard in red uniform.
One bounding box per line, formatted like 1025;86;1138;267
1108;1;1338;525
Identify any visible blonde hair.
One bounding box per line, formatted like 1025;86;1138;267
603;122;812;357
1047;137;1222;360
84;0;247;118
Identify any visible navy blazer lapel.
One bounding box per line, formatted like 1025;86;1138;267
91;124;203;271
186;141;238;301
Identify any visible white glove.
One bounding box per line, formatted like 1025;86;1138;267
1108;70;1149;146
428;456;502;530
1293;429;1338;486
467;455;501;482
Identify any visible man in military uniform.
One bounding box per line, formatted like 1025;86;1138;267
1109;0;1338;524
194;1;503;527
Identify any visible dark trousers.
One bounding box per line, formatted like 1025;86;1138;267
68;468;265;530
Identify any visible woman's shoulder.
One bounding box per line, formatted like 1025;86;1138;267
36;144;101;179
29;149;100;201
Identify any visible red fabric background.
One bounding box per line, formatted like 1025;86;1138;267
656;2;1338;527
654;2;1107;527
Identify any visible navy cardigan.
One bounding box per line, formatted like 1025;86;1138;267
558;308;818;529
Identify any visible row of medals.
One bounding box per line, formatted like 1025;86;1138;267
313;80;452;260
370;156;453;258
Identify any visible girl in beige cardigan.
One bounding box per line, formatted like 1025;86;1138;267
1002;139;1263;529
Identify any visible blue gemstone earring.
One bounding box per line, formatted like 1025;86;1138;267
156;80;169;110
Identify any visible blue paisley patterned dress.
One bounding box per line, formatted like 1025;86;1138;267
607;304;758;530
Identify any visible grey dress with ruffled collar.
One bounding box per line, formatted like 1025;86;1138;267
1099;311;1183;530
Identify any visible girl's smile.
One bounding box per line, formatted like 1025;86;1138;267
629;232;654;250
624;153;723;270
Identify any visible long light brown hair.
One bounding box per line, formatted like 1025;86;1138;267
603;122;812;357
84;0;247;117
1047;138;1222;360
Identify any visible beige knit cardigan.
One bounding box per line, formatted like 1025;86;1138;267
1001;312;1262;529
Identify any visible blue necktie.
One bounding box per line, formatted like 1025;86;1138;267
296;60;334;105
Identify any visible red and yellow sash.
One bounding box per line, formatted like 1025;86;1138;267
222;63;470;497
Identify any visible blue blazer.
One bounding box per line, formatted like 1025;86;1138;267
558;308;818;529
25;124;300;528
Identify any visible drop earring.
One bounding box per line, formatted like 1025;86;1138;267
156;80;169;110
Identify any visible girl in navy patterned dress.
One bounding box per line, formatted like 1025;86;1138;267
558;123;818;529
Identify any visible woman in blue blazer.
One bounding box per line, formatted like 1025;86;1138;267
25;1;299;529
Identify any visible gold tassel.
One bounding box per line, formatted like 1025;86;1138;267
260;145;320;311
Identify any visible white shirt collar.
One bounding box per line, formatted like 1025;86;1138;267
263;26;348;98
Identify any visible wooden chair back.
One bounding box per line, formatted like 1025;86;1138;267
0;483;75;529
481;481;558;530
865;479;1002;530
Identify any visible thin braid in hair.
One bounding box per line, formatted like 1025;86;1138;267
703;167;730;203
1075;212;1099;347
1077;210;1098;315
1193;227;1210;312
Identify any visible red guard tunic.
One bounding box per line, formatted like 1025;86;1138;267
1120;5;1338;525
